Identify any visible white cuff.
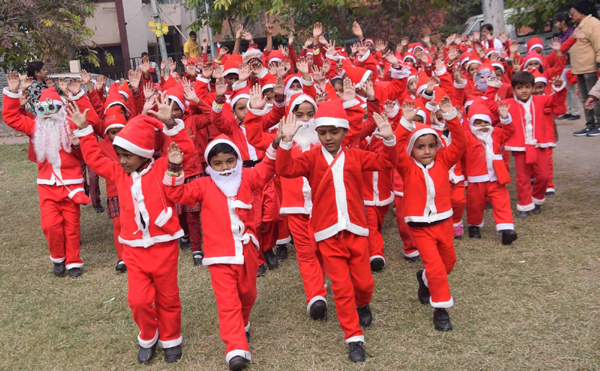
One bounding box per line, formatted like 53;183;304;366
500;113;512;125
279;140;293;150
301;76;314;86
163;119;185;136
343;98;360;109
441;108;458;121
73;125;94;137
390;67;411;80
422;90;435;101
454;79;467;89
246;102;268;116
383;135;397;146
400;116;415;132
357;49;371;63
266;144;277;160
274;99;285;108
196;76;210;84
232;80;247;90
68;90;85;101
325;52;341;61
552;81;567;92
256;68;268;79
435;67;447;76
3;87;22;98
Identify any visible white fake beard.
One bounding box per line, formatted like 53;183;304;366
386;102;400;119
431;120;446;132
472;126;494;143
206;160;243;197
293;119;320;151
285;89;303;103
33;107;72;166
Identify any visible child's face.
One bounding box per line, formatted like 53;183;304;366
473;119;491;131
414;115;424;123
533;82;546;95
514;83;533;101
316;125;347;155
264;90;274;103
293;102;316;121
209;152;237;172
107;127;122;142
290;81;302;91
468;63;481;77
526;61;541;70
408;79;417;94
494;67;504;79
332;81;343;95
115;146;148;174
533;47;543;54
231;98;248;122
481;28;492;39
411;134;437;166
169;99;183;119
225;73;239;86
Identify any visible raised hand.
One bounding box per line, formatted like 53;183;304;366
296;57;310;75
148;98;175;125
447;47;459;61
131;67;142;91
303;38;313;49
201;38;209;49
402;100;417;122
68;78;82;96
322;59;331;74
288;32;294;45
183;85;200;104
509;41;519;55
181;55;188;66
168;142;184;165
250;59;264;75
202;62;214;78
372;112;394;140
453;69;465;84
326;40;337;56
315;91;327;103
242;29;253;43
218;46;229;59
383;51;399;67
215;77;227;96
497;101;510;119
143;82;155;100
161;59;167;72
236;25;244;40
142;95;157;115
513;60;522;73
213;64;224;79
472;31;480;42
375;39;387;52
57;77;69;95
168;57;177;72
550;37;561;51
279;45;289;57
186;63;197;77
280;113;299;142
7;71;21;93
365;78;375;100
142;58;151;74
274;76;285;96
249;84;267;109
551;76;564;87
80;69;91;85
401;37;409;47
318;34;328;46
426;77;437;93
66;101;90;129
350;43;358;56
498;31;509;44
357;40;369;56
266;22;274;36
352;21;363;39
313;22;323;39
423;34;431;46
341;77;355;102
238;63;250;82
312;65;324;83
435;58;445;72
21;76;34;91
439;96;453;114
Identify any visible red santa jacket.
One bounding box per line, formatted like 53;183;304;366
277;138;398;241
164;146;278;265
75;121;198;248
2;89;100;186
211;102;265;162
362;136;395;207
394;111;466;224
97;137;119;198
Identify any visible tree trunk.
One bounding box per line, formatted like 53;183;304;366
482;0;506;34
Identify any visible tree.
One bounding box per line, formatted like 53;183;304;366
0;0;112;73
506;0;571;33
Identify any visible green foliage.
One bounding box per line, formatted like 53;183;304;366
438;0;483;36
0;0;102;73
507;0;571;32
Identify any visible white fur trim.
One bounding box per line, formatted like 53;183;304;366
435;67;447;76
225;349;251;363
265;144;277;160
112;136;154;158
74;125;94;137
65;263;84;270
307;296;328;315
500;114;512;125
441;108;458;121
342;98;360;109
552;81;566;92
3;87;22;98
357;49;371;63
400;116;416;132
158;336;182;348
196;76;210;84
138;329;159;348
68;90;85;101
163;119;185;136
469;113;492;125
315;117;349;129
517;202;535;212
496;223;514;231
345;335;365;344
430;297;454;308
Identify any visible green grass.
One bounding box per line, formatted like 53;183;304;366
1;133;599;370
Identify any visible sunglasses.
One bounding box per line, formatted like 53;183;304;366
35;99;59;115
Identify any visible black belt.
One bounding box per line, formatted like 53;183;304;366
242;159;262;168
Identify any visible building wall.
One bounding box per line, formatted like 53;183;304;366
86;2;121;45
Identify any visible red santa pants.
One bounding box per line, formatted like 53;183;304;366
287;214;327;308
207;243;258;363
317;231;374;343
39;184;83;270
513;149;549;212
178;211;202;253
253;183;279;265
467;181;514;231
451;182;466;226
276;215;291;244
111;217;124;260
547;148;555;191
393;196;419;259
123;241;182;349
409;219;456;308
365;204;390;262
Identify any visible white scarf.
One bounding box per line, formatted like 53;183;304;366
516;95;536;145
472;126;497;180
206;160;243;197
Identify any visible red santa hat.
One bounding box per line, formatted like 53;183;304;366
465;49;482;67
268;49;285;64
103;106;127;134
38;88;63;108
491;61;505;73
342;59;372;86
484;48;498;59
165;84;188;111
459;51;471;66
467;103;493;126
104;88;131;116
477;61;495;74
403;53;417;64
261;74;277;93
118;82;132;100
286;93;318;117
284;74;303;93
113;115;164;159
203;134;242;162
223;54;243;76
522;51;543;69
415;70;432;97
365;38;374;45
230;88;250;109
242;47;264;63
526;37;544;53
414;100;429;124
335;47;348;59
529;68;547;85
314;99;349;129
186;57;198;66
306;49;314;57
406;122;444;155
408;43;425;53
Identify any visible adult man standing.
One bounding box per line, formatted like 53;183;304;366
183;31;200;59
569;0;600;136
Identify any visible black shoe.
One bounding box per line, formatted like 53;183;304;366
193;251;204;266
137;343;157;364
545;190;555;196
532;205;542;215
276;244;288;260
246;331;251;343
404;255;419;263
68;267;82;278
416;270;430;304
164;345;182;363
485;202;492;210
567;114;580;120
257;264;266;277
178;235;190;250
588;127;600;136
574;127;592;136
263;249;279;269
558;113;572;120
370;257;385;272
309;299;327;320
348;341;366;362
228;355;249;370
501;230;518;245
433;308;453;332
468;226;481;239
115;260;127;272
53;262;66;276
517;211;529;219
357;304;372;327
93;205;105;214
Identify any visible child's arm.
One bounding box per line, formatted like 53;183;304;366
438;102;466;168
247;144;278;190
162;148;206;206
495;101;516;144
544;78;568;109
359;112;398;171
210;79;235;136
2;85;35;136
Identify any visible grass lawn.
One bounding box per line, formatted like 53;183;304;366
0;120;599;370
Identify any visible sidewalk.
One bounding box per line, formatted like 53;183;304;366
0;117;29;145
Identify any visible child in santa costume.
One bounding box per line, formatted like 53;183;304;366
71;99;195;364
163;134;279;371
394;97;466;332
2;72;98;278
277;98;397;362
486;71;566;218
464;102;518;244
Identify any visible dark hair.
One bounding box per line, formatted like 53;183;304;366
189;31;197;37
262;87;273;96
26;61;44;78
207;142;238;163
555;12;570;24
493;66;504;75
141;52;149;57
511;71;535;88
330;77;343;86
481;23;493;32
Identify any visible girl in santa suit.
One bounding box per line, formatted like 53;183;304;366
277;99;397;362
72;99;198;364
464;103;518;244
164;134;280;371
394;96;466;332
